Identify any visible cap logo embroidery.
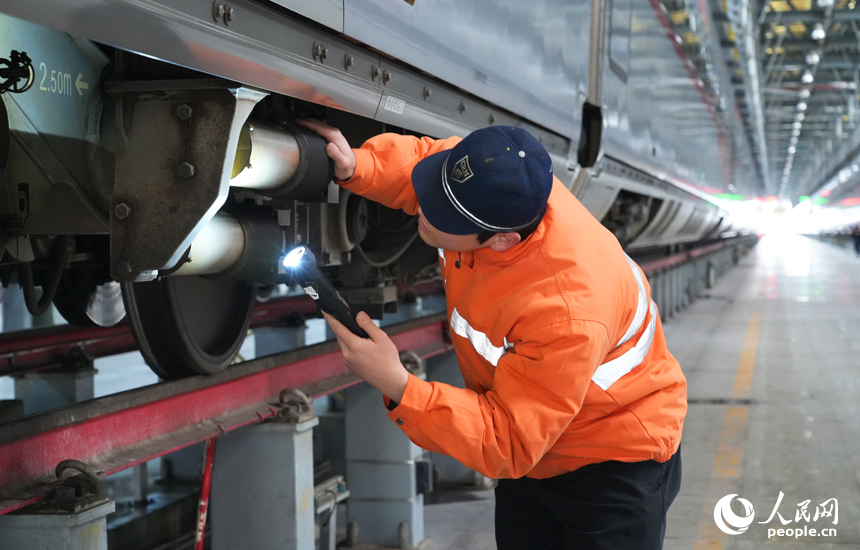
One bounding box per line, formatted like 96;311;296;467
451;155;474;184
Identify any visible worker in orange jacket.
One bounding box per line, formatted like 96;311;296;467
301;119;686;550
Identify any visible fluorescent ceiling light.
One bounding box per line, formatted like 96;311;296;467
811;23;825;40
806;52;820;65
797;102;808;111
799;89;811;99
802;71;814;84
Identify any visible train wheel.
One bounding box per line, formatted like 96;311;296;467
122;277;256;379
53;270;126;327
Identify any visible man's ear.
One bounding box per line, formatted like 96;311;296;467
488;232;522;252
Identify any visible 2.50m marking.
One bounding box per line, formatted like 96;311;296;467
39;62;72;96
38;63;88;96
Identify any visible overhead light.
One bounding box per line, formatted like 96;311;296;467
817;0;834;6
796;113;806;121
812;23;826;40
793;121;802;129
797;102;808;111
802;71;814;84
789;146;797;153
853;164;859;172
799;89;811;99
791;135;799;142
806;52;821;65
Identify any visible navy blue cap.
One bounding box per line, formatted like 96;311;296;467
411;126;553;235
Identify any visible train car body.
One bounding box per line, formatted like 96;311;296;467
0;0;758;376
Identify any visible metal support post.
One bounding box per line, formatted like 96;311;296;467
345;374;426;548
14;363;96;416
425;350;493;489
682;265;691;308
652;273;664;322
316;476;350;550
0;501;115;549
210;389;319;550
0;460;114;550
255;313;307;355
2;283;30;331
673;268;681;313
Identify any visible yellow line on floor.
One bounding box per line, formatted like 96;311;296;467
732;312;760;398
692;311;761;550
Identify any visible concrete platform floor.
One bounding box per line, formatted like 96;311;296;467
424;233;860;550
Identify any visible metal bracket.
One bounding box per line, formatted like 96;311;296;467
277;388;315;423
109;83;267;281
29;459;109;514
62;347;95;372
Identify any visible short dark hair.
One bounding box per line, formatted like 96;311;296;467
476;205;547;245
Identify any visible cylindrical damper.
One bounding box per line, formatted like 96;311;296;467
171;212;245;276
230;120;334;200
170;205;284;282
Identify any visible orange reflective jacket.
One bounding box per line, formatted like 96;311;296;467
341;133;687;480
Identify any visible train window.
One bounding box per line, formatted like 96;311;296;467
608;0;633;83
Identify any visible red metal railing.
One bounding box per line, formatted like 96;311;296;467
0;314;450;515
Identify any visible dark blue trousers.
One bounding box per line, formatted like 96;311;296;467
494;448;682;550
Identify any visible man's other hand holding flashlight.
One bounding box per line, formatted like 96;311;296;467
322;311;409;403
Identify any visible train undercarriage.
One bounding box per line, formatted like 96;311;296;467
0;0;749;380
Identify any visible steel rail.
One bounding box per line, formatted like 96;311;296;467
0;281;443;376
0;313;451;516
635;235;759;276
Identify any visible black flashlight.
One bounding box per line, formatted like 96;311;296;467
282;246;369;338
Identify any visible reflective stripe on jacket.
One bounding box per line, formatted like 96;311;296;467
341;133;687;479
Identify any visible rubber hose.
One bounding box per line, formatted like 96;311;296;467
353;232;420;268
19;235;71;317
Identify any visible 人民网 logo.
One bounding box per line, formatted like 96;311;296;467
714;494;756;535
711;492;838;539
451;156;474;183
